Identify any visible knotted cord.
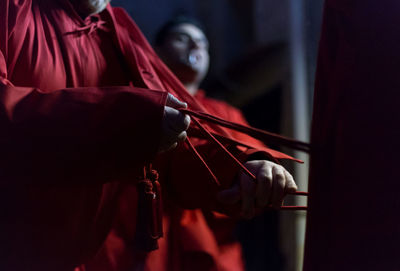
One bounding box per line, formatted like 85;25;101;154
64;16;109;36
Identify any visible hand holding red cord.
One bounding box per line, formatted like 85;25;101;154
159;93;191;152
218;160;298;218
178;108;306;215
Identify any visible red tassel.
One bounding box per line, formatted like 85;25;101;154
152;178;163;239
133;165;163;251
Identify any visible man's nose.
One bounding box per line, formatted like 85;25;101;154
189;40;200;49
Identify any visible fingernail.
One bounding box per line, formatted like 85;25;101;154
185;116;191;126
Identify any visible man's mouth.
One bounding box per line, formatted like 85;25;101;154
188;52;201;65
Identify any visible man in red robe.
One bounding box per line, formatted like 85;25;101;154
150;17;265;271
86;16;298;271
0;1;298;270
304;0;400;270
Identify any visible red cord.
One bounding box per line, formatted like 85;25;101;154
191;117;257;181
180;108;310;153
180;108;309;210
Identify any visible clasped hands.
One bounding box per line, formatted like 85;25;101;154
160;94;297;218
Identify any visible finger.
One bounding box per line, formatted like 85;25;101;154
165;106;190;133
284;171;298;193
166;93;187;109
159;141;178;153
240;173;256;219
183;114;191;130
177;131;187;142
159;118;188;152
158;121;180;152
217;184;241;205
166;142;178;151
270;166;286;209
161;128;181;150
255;163;273;207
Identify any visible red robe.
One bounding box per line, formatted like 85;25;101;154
1;1;298;270
304;1;400;270
86;90;264;271
1;0;167;270
146;91;266;271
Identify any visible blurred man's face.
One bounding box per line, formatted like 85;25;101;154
159;23;210;85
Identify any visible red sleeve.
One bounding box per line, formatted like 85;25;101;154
0;0;169;185
0;52;167;185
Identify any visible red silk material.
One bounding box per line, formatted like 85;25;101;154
304;1;400;270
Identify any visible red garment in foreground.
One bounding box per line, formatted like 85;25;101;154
0;1;167;270
86;91;262;271
1;1;298;270
304;1;400;270
147;91;266;271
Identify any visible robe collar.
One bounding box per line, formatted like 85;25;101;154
54;0;111;33
53;0;110;28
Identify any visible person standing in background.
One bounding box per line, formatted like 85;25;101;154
85;16;298;271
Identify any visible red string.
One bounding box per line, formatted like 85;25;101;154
182;108;309;210
188;127;281;163
180;108;310;153
185;137;221;186
190;117;257;181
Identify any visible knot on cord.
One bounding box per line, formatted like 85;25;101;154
65;15;109;36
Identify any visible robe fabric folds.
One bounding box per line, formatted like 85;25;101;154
148;91;270;271
0;1;167;269
147;91;265;271
1;0;299;270
304;1;400;270
85;90;259;271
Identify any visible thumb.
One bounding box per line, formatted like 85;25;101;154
166;93;187;109
217;184;241;205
